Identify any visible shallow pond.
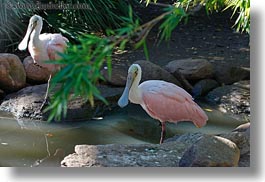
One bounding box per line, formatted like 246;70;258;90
0;102;247;167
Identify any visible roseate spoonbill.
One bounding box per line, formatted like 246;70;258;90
118;64;208;144
18;15;69;110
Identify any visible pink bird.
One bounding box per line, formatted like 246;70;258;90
118;64;208;144
18;15;68;109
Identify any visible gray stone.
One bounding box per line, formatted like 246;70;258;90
61;141;188;167
164;58;214;81
179;135;240;167
206;81;250;121
0;84;123;121
213;64;249;85
219;123;250;155
134;60;182;86
0;89;5;100
101;64;128;86
23;56;51;83
192;79;219;97
101;60;183;87
0;53;26;92
164;132;205;146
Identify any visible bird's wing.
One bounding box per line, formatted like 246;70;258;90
40;33;69;60
140;80;208;127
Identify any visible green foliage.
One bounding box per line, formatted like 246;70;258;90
146;0;250;33
45;35;112;121
159;6;187;41
43;0;137;41
224;0;250;33
46;5;188;121
46;0;250;121
0;0;33;51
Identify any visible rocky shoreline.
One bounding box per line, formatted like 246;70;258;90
61;123;250;167
0;54;250;122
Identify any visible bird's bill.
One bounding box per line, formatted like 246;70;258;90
118;72;134;108
18;21;37;50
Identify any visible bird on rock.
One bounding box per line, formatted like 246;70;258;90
118;64;208;144
18;15;69;110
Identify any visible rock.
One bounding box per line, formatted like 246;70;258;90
134;60;182;86
206;80;250;121
213;64;249;85
192;79;219;97
61;141;188;167
164;132;205;146
0;89;5;100
179;135;240;167
23;56;51;83
164;58;214;81
101;64;128;86
101;60;183;87
219;123;250;155
0;53;26;92
232;122;250;132
238;152;250;167
0;84;124;121
233;80;250;90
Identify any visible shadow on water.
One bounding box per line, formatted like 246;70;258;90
0;101;247;167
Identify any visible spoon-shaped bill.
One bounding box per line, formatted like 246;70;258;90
118;87;129;107
118;72;134;108
18;23;35;50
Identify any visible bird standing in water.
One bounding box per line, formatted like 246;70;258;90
18;15;69;110
118;64;208;144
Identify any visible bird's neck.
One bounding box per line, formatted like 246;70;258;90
30;24;42;47
129;70;142;104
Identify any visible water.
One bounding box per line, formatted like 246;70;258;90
0;104;247;167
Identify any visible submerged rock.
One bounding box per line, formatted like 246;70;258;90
179;135;240;167
0;53;26;92
0;84;123;121
164;58;214;81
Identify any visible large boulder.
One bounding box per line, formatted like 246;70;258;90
23;56;50;83
179;135;240;167
164;58;214;81
0;84;123;121
101;60;182;87
61;141;189;167
61;133;245;167
0;53;26;92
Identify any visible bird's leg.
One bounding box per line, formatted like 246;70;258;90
159;122;166;144
40;74;52;111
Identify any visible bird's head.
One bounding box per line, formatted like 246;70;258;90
18;15;43;50
118;64;142;108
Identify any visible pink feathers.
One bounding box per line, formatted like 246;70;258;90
139;80;208;128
